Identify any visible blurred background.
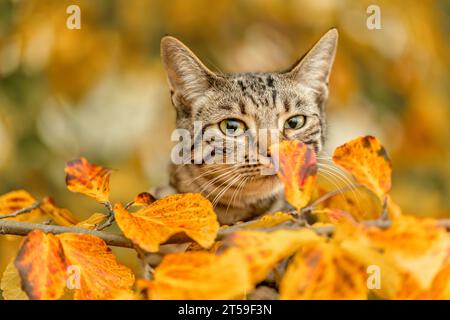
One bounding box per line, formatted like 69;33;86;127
0;0;449;279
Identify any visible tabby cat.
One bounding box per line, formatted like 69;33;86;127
157;29;338;225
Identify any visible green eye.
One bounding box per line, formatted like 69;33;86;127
284;115;306;130
219;118;247;136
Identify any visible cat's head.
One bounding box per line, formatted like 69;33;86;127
160;30;338;213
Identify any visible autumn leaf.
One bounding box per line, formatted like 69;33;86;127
57;233;135;300
315;185;382;222
1;260;28;300
114;193;219;252
332;136;391;200
14;230;134;300
280;241;368;300
226;229;320;284
339;238;403;299
362;215;450;291
315;208;356;224
140;250;249;299
242;212;294;229
271;141;317;210
15;230;67;300
334;216;450;298
0;190;42;221
41;198;78;226
65;157;111;203
133;192;156;207
75;213;107;229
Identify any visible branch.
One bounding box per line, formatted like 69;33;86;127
0;219;133;248
95;201;115;230
1;217;449;250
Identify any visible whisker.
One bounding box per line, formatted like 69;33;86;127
199;166;240;195
181;165;234;185
317;163;362;209
212;174;242;207
225;176;248;216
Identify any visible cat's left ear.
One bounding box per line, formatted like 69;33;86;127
286;29;338;94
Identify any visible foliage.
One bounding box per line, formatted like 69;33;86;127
0;137;448;300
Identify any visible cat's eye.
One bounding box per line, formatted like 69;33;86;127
284;115;306;130
219;118;247;136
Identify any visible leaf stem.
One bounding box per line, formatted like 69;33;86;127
95;201;115;230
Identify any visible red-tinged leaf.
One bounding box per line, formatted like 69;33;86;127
14;230;67;300
333;136;392;200
271;141;318;210
64;157;111;203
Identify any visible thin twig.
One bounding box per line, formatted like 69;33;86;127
95;201;115;230
380;196;389;221
0;200;43;220
0;219;133;247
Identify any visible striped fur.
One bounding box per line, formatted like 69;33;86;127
159;29;338;224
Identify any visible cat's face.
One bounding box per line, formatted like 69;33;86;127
160;30;337;216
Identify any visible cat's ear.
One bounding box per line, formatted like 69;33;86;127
286;29;338;94
161;36;218;104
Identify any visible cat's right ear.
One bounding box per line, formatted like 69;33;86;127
161;36;217;105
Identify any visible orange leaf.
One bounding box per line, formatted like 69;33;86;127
332;136;391;200
316;208;357;224
363;216;450;291
133;192;156;207
242;212;294;229
280;241;368;299
0;190;42;221
140;250;249;299
226;229;320;284
271;141;317;210
14;230;67;300
57;233;135;300
41;198;78;226
65;157;111;203
335;216;450;298
14;230;134;300
315;184;382;222
75;213;107;229
114;193;219;252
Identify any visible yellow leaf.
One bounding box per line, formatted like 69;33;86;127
64;157;111;203
1;260;28;300
316;186;382;222
280;241;368;299
57;233;135;300
271;141;317;210
242;212;294;229
226;229;320;284
364;215;450;291
140;250;249;299
333;216;450;298
332;136;391;200
339;238;403;299
114;193;219;252
0;190;42;221
41;197;78;226
75;213;107;229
